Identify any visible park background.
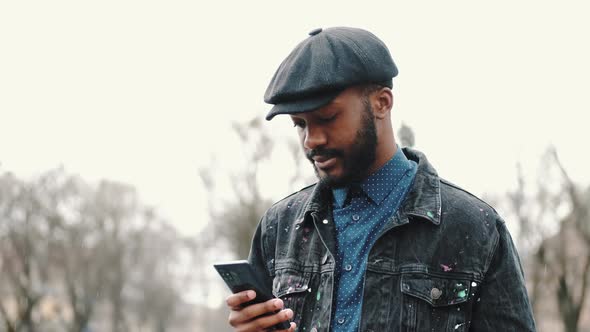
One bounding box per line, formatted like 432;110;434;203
1;1;589;331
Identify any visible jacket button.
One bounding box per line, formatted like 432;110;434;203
431;287;443;300
322;219;329;224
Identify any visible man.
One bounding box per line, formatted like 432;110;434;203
226;27;536;332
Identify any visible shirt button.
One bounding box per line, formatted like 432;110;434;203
337;317;346;324
352;214;360;221
344;264;352;271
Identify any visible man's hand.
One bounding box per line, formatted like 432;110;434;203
226;290;296;332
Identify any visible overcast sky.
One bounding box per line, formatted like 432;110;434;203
1;1;588;236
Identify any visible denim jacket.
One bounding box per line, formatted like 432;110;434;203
248;148;536;332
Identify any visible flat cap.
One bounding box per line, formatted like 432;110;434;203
264;27;398;120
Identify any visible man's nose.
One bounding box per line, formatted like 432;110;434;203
303;125;327;150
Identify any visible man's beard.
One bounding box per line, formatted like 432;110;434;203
306;100;377;188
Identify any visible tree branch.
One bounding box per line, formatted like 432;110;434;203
575;252;590;318
0;300;16;332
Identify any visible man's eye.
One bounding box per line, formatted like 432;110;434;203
318;115;336;123
293;120;306;128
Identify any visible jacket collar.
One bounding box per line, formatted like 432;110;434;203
399;147;442;225
301;147;442;226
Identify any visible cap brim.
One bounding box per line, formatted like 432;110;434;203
265;90;343;121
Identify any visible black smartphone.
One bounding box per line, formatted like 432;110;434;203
214;260;291;330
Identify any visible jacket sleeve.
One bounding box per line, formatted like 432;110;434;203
247;213;274;289
470;218;537;331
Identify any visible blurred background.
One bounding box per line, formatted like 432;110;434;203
1;1;589;331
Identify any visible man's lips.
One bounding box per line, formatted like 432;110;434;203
312;155;337;169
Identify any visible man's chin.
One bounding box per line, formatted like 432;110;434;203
312;163;357;188
316;169;351;189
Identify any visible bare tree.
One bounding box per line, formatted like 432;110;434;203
1;168;195;332
397;122;415;148
507;147;590;332
0;172;52;332
548;148;590;332
199;117;275;259
131;220;194;332
18;169;94;332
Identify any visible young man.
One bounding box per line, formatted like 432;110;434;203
225;27;536;332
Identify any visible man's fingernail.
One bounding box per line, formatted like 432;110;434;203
247;290;256;299
284;309;293;318
273;299;283;309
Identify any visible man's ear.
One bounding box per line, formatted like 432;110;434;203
372;87;393;120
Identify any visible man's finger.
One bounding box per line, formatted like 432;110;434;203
238;298;284;320
228;297;285;327
238;308;294;332
226;290;256;309
276;322;297;332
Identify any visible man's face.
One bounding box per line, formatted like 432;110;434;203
290;87;377;188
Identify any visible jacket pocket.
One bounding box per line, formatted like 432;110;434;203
272;269;312;324
400;273;474;332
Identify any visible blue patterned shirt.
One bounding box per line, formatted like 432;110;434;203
330;146;417;331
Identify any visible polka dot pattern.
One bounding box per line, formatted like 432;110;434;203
330;147;417;331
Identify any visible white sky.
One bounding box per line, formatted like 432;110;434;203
1;1;588;236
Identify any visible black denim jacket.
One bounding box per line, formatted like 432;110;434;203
248;148;536;332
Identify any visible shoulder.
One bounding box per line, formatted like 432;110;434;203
260;182;317;224
439;178;499;217
271;182;316;210
437;177;504;247
256;183;317;264
434;178;508;273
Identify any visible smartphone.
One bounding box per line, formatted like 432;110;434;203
214;260;291;330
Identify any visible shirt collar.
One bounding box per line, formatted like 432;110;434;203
332;145;414;208
332;186;349;209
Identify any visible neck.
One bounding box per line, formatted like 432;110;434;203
367;133;397;177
